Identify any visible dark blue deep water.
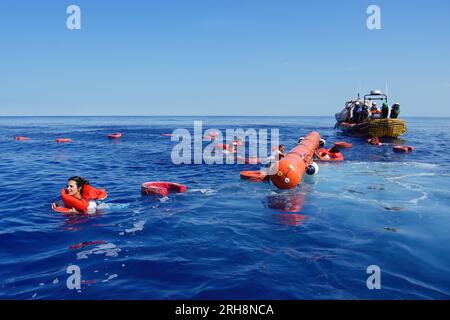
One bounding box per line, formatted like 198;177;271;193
1;116;449;299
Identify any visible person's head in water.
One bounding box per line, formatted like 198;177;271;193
329;146;340;154
279;144;285;153
67;176;89;198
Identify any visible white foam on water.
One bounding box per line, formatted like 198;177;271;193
388;172;435;181
386;175;429;205
124;220;146;233
315;188;412;212
32;293;37;298
77;243;121;260
102;274;118;283
189;188;217;196
98;203;131;211
403;162;439;170
52;278;59;284
159;196;169;202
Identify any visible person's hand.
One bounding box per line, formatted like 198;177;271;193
51;202;58;209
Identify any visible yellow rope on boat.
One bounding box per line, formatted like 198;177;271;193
368;119;407;138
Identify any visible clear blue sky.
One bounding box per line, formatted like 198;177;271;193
1;0;449;116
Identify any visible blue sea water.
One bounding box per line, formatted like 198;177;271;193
0;116;449;300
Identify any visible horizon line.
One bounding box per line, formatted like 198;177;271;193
1;115;449;118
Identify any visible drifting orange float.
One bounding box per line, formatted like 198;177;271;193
14;136;31;141
53;185;107;214
141;181;187;197
240;171;268;182
55;138;72;143
393;146;415;153
107;132;122;139
270;131;321;189
334;141;352;148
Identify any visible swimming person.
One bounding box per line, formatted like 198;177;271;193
268;144;286;161
52;176;100;214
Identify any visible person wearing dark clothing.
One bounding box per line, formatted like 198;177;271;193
390;103;400;119
361;105;369;122
352;102;362;123
381;102;389;119
329;146;340;154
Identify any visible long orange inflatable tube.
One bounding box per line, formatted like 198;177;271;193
270;131;320;189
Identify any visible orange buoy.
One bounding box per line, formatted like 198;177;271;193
14;136;31;141
141;181;187;197
270;131;321;189
240;170;268;182
55;138;72;143
393;146;415;153
107;132;122;139
334;141;352;148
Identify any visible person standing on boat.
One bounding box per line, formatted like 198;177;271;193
361;104;370;122
390;103;400;119
381;102;389;119
352;102;362;123
370;102;380;119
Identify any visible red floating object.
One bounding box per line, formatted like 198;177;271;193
141;181;187;197
107;132;122;139
393;146;415;153
55;138;72;143
14;136;31;141
334;141;352;148
240;171;268;182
